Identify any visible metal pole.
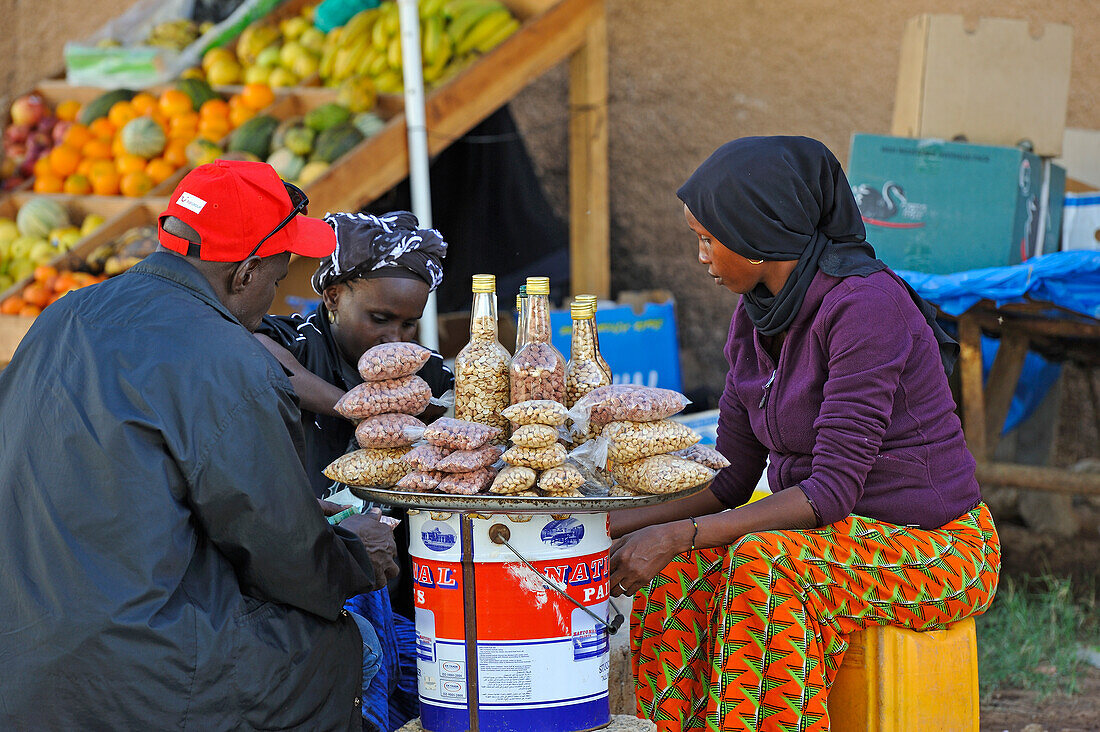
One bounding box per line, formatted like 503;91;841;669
460;513;480;731
397;0;439;352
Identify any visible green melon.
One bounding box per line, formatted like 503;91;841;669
16;197;71;239
120;117;167;158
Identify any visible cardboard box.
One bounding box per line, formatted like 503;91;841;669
1056;129;1100;190
847;134;1065;274
891;15;1072;157
550;290;682;392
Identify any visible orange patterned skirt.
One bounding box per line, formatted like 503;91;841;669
631;503;1000;731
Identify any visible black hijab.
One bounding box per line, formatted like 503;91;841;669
678;136;957;374
311;211;447;295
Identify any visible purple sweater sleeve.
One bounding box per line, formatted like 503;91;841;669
799;282;914;525
709;314;769;508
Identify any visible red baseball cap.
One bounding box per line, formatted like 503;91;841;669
158;160;336;262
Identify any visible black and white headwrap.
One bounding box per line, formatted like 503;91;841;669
310;211;448;295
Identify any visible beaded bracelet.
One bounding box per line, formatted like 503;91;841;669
688;516;699;551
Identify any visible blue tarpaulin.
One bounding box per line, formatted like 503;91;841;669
895;251;1100;433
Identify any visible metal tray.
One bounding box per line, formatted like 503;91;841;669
348;481;711;514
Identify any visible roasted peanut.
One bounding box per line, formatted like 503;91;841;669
396;471;444;492
602;419;701;462
489;466;538;495
437;466;497;495
436;444;504;473
502;443;568;470
510;423;559;449
357;342;432;381
454;322;511;438
610;454;714;494
538;464;585;495
423;417;502;451
334;375;432;419
672;444;731;470
501;399;568;427
510;342;566;404
354;413;424;449
571;384;689;427
402;444;451;472
323;447;411;487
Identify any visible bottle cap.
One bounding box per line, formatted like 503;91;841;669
519;284;527;295
526;276;550;295
570;301;594;319
471;274;495;293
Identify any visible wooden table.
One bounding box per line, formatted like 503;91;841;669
951;299;1100;495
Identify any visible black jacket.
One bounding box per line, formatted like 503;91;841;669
0;252;375;730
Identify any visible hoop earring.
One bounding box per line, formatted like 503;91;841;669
747;258;764;265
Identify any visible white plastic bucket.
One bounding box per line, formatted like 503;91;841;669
409;511;612;731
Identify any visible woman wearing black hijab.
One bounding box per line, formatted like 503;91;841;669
608;138;1000;730
255;210;451;732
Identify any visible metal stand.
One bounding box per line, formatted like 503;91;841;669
460;514;480;731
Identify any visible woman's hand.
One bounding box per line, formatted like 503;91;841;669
609;519;694;596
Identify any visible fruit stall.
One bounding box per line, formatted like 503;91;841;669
0;0;609;366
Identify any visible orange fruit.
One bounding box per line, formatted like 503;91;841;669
62;173;92;195
33;156;54;178
115;153;148;175
55;100;82;122
145;157;175;185
158;89;195;118
199;97;230;120
228;104;256;129
22;282;51;308
62;123;94;151
76;158;95;176
120;170;154;198
33;265;58;284
0;296;24;315
162;139;189;168
111;134;129;158
169;110;200;136
53;272;78;294
81;137;113;159
89;165;120;196
33;173;63;193
197;116;230;142
88;117;116;140
107;100;138;129
18;304;41;318
130;92;158;115
240;82;275;111
48;144;82;177
150;110;170;130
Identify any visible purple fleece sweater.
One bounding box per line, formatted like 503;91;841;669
709;269;982;529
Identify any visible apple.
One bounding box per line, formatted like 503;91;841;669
9;94;46;128
4;124;30;145
51;120;72;145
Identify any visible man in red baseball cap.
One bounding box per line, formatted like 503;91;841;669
0;160;399;730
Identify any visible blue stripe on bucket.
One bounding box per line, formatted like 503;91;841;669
1065;194;1100;206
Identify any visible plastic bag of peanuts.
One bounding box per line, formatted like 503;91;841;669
403;417;502;451
354;413;424;449
598;419;701;463
357;342;433;381
609;454;714;495
567;385;691;435
437;466;498;495
509;424;560;449
501;400;568;427
323;447;411;487
402;444;450;472
396;470;445;492
502;443;568;470
672;444;731;470
537;463;586;496
335;375;432;420
436;444;505;473
489;466;538;495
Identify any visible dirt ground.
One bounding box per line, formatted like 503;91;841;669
979;517;1100;732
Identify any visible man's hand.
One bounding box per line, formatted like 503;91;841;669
341;508;400;591
317;499;350;517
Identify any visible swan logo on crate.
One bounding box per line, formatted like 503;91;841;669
421;522;457;552
541;518;585;547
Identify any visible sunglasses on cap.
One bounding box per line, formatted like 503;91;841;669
245;181;309;259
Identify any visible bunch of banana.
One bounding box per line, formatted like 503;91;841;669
236;21;282;66
145;18;213;51
445;0;519;56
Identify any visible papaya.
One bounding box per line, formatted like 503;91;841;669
176;78;220;111
77;89;136;125
227;114;279;160
311;122;364;164
304;102;351;132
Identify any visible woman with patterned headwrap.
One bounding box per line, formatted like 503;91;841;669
607;137;1001;731
255;210;451;732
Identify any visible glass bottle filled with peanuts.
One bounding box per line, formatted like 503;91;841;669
509;276;567;404
565;299;610;408
453;274;511;440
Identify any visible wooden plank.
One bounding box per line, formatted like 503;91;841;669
975;461;1100;496
956;314;987;461
0;315;36;369
982;328;1029;447
567;0;609;297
